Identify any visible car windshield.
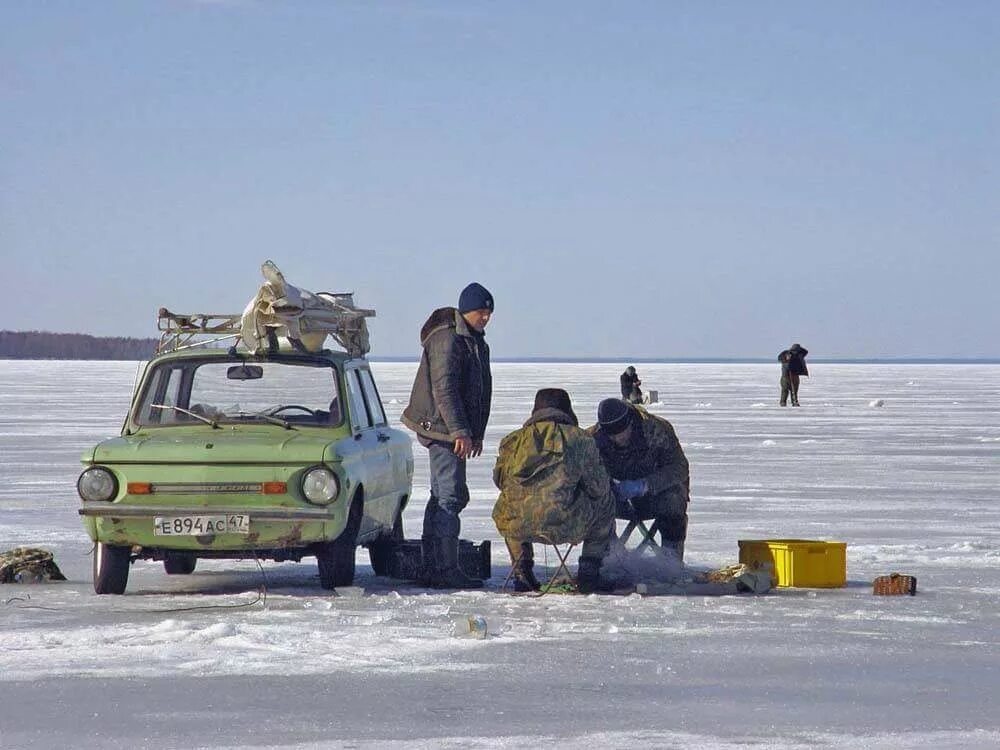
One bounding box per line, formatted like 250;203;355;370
133;358;343;427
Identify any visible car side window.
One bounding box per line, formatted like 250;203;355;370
358;369;388;427
346;369;372;431
136;365;185;424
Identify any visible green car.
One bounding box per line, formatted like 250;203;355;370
78;274;413;594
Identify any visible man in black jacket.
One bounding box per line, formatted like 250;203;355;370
778;343;809;406
620;366;642;404
402;283;494;588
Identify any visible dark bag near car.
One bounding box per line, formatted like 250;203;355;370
389;540;491;582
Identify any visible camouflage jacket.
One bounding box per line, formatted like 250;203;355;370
588;406;690;503
492;408;614;544
0;547;67;583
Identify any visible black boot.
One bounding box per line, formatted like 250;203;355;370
656;514;687;565
419;497;440;586
576;556;603;594
431;536;484;589
419;535;437;586
662;539;685;563
505;540;540;592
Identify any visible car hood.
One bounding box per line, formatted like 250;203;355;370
83;428;336;465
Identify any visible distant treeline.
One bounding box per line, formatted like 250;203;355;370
0;331;157;360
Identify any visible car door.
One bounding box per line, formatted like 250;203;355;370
357;366;411;507
344;365;392;536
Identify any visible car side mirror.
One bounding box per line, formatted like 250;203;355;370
227;365;264;380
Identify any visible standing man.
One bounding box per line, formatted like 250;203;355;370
588;399;690;561
778;343;809;406
620;365;643;404
402;283;494;589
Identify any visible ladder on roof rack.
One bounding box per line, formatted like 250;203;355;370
155;262;376;358
156;310;244;354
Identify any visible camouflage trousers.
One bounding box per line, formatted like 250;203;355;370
504;517;614;564
780;373;801;406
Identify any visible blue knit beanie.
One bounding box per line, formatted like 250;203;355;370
458;282;494;314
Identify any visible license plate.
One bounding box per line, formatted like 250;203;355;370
153;515;250;536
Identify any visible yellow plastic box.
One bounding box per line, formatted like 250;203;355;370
738;539;847;588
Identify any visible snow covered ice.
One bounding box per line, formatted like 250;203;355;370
1;361;999;749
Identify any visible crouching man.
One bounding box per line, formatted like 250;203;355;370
588;399;690;561
492;389;615;593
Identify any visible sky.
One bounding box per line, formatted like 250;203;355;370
2;1;998;359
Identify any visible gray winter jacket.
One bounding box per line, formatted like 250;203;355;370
402;307;492;444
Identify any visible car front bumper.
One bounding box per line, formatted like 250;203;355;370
79;503;346;550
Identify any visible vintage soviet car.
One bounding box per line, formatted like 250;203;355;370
78;263;413;594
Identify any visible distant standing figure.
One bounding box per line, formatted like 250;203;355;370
620;366;643;404
402;282;494;589
778;343;809;406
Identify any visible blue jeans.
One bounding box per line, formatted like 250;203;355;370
421;442;470;540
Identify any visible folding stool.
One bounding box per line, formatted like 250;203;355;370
615;501;667;555
501;534;578;596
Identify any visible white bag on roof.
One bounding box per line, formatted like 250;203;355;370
240;261;373;356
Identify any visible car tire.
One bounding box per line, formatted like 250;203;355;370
317;495;362;589
93;542;130;595
163;552;197;575
368;508;404;577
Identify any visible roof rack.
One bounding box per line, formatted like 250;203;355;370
156;261;375;358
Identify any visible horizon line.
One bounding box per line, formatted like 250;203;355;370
370;356;1000;365
2;355;999;365
2;331;998;364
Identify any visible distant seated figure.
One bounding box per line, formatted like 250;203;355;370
588;399;690;561
620;365;643;404
492;388;615;593
778;343;809;407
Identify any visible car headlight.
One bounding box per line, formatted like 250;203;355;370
77;467;118;502
301;466;339;505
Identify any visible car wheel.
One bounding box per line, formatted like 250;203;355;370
317;495;362;589
93;542;130;595
163;552;197;575
368;508;404;577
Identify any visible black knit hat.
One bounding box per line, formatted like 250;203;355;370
597;398;632;435
458;282;494;314
532;388;578;425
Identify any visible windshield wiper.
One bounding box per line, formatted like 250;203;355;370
151;404;221;429
235;411;297;430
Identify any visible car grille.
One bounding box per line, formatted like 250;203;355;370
148;483;269;494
